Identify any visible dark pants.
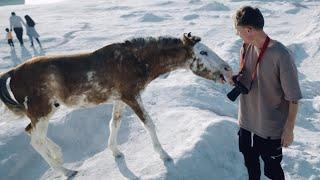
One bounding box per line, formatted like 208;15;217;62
13;27;23;45
238;128;285;180
8;39;14;47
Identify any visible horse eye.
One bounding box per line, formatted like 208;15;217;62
200;51;208;56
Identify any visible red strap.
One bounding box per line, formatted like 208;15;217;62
251;36;270;80
239;36;270;88
239;44;246;71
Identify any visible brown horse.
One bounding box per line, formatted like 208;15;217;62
0;33;232;177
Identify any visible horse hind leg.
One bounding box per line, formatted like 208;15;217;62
123;95;172;161
28;118;77;178
108;100;125;157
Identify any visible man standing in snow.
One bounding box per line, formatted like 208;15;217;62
232;6;302;180
9;12;26;46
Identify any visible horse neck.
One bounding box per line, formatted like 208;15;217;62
146;47;192;80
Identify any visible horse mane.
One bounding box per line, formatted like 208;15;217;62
124;36;184;49
93;36;185;55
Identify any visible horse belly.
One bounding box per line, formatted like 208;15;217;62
63;88;120;108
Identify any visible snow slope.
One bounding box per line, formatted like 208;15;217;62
0;0;319;179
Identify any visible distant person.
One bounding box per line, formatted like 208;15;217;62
9;12;26;46
24;15;42;48
5;28;14;48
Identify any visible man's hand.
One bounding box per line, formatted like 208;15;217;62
281;127;294;147
281;101;299;148
228;75;239;86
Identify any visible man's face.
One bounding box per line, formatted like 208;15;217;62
235;25;253;44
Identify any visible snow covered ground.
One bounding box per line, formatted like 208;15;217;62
0;0;319;179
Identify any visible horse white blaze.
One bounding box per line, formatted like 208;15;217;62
192;42;233;82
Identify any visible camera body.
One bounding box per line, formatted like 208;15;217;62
227;75;249;101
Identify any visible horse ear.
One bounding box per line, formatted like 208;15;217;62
182;32;201;46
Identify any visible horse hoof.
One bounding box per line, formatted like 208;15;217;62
160;154;172;162
114;152;124;158
65;170;78;178
164;156;173;162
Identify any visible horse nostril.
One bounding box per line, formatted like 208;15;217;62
224;67;229;71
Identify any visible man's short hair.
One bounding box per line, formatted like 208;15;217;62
234;6;264;30
11;12;16;16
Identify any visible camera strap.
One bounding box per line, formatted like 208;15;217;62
239;36;270;89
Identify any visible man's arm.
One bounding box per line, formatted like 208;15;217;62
281;101;299;147
9;18;13;31
19;16;26;27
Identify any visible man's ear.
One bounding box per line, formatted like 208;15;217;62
182;32;201;46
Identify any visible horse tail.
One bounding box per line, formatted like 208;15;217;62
0;72;25;117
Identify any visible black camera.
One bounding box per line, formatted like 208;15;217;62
227;75;249;101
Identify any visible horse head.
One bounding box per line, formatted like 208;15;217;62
183;32;233;83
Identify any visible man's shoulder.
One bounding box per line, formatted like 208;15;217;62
274;40;291;52
270;41;293;59
10;15;22;19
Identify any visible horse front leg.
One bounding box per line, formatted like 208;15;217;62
123;95;172;161
108;100;125;157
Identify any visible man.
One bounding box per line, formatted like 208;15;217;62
232;6;302;180
9;12;26;46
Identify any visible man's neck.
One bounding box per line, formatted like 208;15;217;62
251;31;268;49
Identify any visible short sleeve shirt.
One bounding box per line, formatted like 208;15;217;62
238;41;302;139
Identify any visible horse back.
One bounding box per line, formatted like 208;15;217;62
8;47;146;108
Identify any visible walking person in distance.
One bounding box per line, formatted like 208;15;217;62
9;12;25;46
5;28;15;48
24;15;42;48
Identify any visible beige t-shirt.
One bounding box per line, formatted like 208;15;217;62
238;41;302;139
